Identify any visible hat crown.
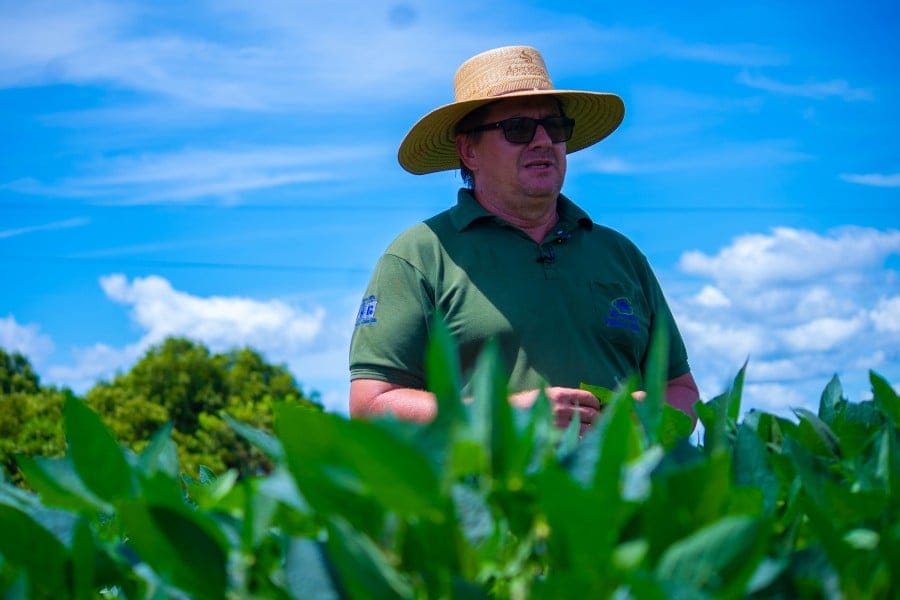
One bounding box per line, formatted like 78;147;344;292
453;46;554;102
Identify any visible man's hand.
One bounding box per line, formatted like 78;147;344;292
509;387;602;435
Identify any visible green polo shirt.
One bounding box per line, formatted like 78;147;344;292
349;189;690;393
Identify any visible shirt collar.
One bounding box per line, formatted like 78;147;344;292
449;188;594;232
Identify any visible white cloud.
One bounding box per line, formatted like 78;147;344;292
694;285;731;308
736;71;873;101
742;383;812;417
780;315;866;352
42;274;332;400
0;315;55;364
871;296;900;333
840;172;900;188
674;226;899;416
679;226;900;292
100;274;324;352
45;342;143;394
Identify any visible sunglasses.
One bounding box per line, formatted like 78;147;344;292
461;116;575;144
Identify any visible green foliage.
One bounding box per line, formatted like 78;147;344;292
85;337;320;478
0;349;69;486
0;330;897;598
1;339;320;485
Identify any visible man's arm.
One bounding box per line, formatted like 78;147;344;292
665;371;700;427
350;379;602;434
350;379;437;422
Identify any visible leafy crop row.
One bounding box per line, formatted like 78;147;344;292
1;321;897;598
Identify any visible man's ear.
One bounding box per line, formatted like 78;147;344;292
456;135;477;171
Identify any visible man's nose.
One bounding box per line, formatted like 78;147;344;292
529;123;554;146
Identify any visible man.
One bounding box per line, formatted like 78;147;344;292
349;46;699;432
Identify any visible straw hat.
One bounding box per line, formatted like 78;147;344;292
398;45;625;175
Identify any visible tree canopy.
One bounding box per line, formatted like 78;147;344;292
1;339;321;484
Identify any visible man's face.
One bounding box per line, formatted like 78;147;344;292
459;96;568;211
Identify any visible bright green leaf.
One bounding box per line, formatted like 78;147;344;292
64;396;134;502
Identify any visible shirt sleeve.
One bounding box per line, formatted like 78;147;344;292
348;252;435;388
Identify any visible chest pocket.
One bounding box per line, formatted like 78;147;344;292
590;281;650;359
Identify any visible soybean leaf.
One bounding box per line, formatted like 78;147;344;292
871;370;900;427
536;464;619;580
16;455;106;512
0;504;70;598
834;400;883;458
633;320;668;445
792;407;841;458
698;363;746;454
425;312;463;426
64;396;134;502
70;516;96;600
817;374;844;426
324;516;414;600
276;404;443;520
470;340;518;483
136;422;179;479
120;502;229;600
284;538;342;600
733;423;781;514
658;405;693;450
655;515;767;597
642;449;732;559
223;413;285;461
580;382;615;405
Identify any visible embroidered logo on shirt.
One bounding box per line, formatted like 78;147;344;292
355;295;378;326
605;297;640;333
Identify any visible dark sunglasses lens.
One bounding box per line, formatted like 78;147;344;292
502;118;537;143
500;117;573;143
543;117;573;142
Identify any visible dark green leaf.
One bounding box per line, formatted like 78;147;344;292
324;516;414;599
120;502;229;600
16;455;106;511
817;374;844;426
733;423;781;513
471;340;517;482
698;363;745;454
224;412;285;461
633;320;668;445
0;504;69;597
275;404;443;520
792;407;841;458
655;515;767;596
871;370;900;427
284;538;342;600
135;422;179;479
425;312;463;426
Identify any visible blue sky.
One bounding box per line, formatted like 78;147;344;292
1;0;898;417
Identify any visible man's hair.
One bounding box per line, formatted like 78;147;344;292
454;98;567;189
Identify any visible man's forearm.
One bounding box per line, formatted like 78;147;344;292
665;372;700;427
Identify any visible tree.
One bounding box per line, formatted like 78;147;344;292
0;349;67;485
0;349;40;395
85;337;321;478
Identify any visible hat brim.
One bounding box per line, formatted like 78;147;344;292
397;89;625;175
